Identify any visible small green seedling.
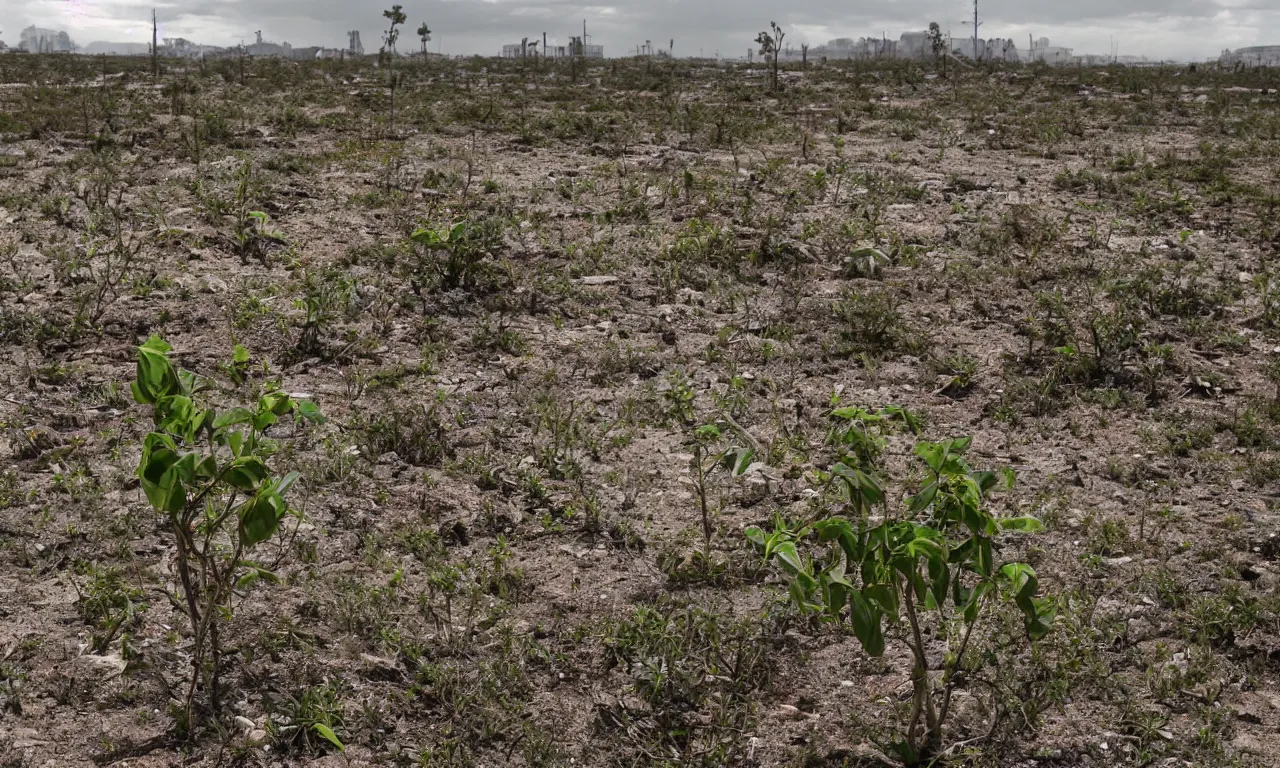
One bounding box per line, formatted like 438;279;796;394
410;217;502;294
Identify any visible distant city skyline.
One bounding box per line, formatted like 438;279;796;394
2;0;1277;61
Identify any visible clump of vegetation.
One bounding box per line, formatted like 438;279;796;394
750;406;1054;763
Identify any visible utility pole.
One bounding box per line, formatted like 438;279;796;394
151;9;158;78
972;0;981;61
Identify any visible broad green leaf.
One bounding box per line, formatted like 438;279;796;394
914;441;945;474
824;579;848;620
135;343;180;405
232;344;250;364
234;562;281;589
831;463;885;507
191;409;216;442
898;407;923;436
848;590;885;657
139;435;183;512
239;490;286;546
773;541;806;577
830;406;866;420
155;467;186;514
252;408;279;431
907;481;938;514
1025;597;1057;640
814;517;861;562
156;395;194;434
952;569;971;608
140;335;172;354
864;583;899;622
999;562;1039;601
295;399;325;424
963;581;990;623
904;533;944;561
928;555;949;609
260;391;293;417
788;579;812;612
177;369;204;396
311;723;344;752
275;471;300;498
1000;516;1045;533
973;537;993;578
970;470;999;494
725;447;755;477
226;457;270;492
194;454;218;480
410;226;438;245
745;526;766;550
908;570;928;602
888;738;920;766
213;407;254;430
814;517;855;543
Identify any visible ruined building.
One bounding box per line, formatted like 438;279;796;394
348;31;364;57
1021;37;1073;65
244;30;291;57
159;38;224;58
1221;46;1280;67
19;26;76;53
502;40;602;58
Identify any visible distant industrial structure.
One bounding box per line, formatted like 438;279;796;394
0;19;1187;66
502;41;603;58
156;30;349;60
158;37;222;58
82;41;151;55
779;31;1075;65
1220;46;1280;67
502;21;603;59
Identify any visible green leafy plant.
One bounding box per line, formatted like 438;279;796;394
218;344;252;386
410;216;503;295
267;681;346;754
131;335;323;727
74;564;145;654
747;405;1055;763
690;423;754;558
228;161;282;265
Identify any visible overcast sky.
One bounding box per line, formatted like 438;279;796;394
5;0;1279;61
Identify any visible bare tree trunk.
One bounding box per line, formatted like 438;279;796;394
151;9;158;79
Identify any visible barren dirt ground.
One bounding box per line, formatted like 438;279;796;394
2;53;1280;768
